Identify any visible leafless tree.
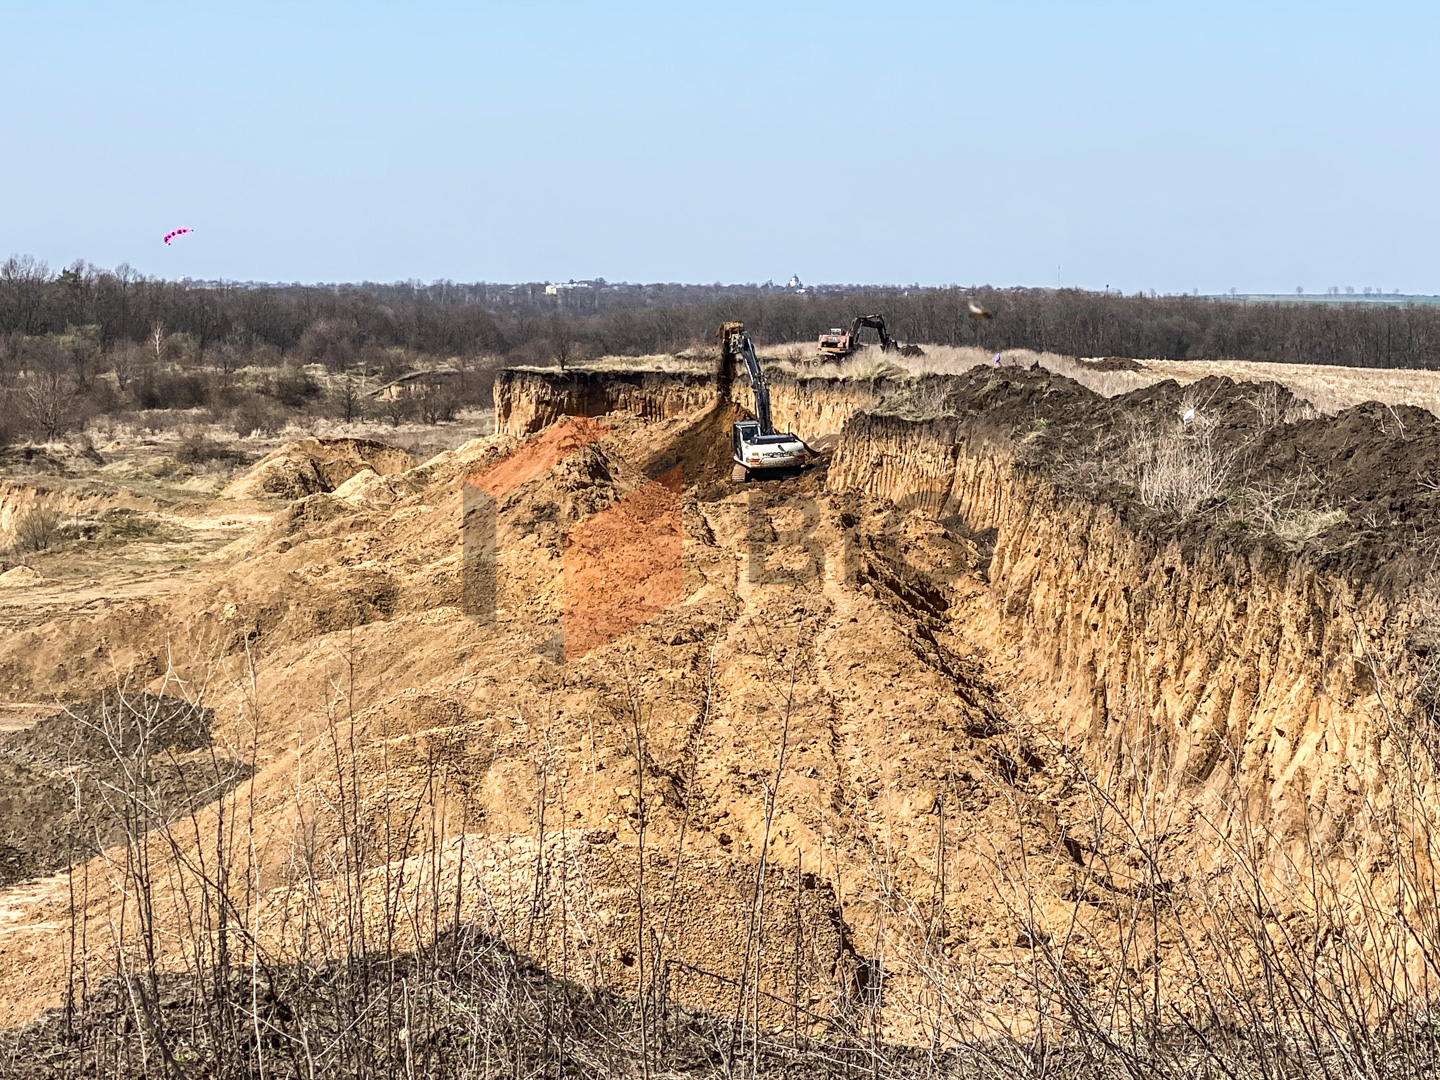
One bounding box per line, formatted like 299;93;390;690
23;363;77;441
150;320;166;365
0;331;19;388
0;254;50;335
62;324;101;388
333;374;366;424
550;316;578;372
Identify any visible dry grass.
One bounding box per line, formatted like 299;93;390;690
535;354;718;376
1121;417;1233;516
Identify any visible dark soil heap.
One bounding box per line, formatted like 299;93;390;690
875;367;1440;582
0;694;249;886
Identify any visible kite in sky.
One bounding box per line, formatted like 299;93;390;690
163;228;194;245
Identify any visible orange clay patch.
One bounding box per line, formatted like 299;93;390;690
562;466;683;661
464;415;610;498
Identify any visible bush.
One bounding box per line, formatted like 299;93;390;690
271;365;319;408
12;505;61;553
175;428;240;465
229;394;288;438
297;318;358;372
136;367;207;410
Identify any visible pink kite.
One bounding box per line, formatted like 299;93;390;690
163;228;194;245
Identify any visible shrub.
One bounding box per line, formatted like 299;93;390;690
135;367;207;410
175;428;240;465
12;505;61;553
297;317;359;372
229;394;288;438
271;365;319;408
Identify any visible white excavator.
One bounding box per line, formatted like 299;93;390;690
718;322;811;482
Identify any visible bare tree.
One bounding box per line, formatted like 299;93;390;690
62;324;101;388
109;344;145;392
150;320;166;365
206;341;243;376
0;331;19;388
334;374;366;424
23;363;77;441
0;255;51;335
550;316;577;372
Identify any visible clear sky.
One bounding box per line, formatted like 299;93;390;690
2;1;1437;292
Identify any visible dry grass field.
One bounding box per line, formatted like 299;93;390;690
1125;357;1440;415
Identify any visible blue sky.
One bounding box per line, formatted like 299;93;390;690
2;1;1437;291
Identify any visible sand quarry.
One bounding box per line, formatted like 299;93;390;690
2;353;1440;1074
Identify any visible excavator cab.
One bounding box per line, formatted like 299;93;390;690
732;421;808;482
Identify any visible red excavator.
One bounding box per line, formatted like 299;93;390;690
816;314;924;360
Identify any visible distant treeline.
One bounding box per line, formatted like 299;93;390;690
4;255;1440;369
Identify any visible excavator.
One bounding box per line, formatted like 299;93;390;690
719;322;812;482
816;314;924;360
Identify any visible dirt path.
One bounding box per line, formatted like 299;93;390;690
0;502;273;635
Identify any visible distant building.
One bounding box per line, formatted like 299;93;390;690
787;274;802;289
543;280;594;296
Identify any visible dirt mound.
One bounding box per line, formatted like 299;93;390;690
1079;355;1146;371
0;567;41;587
865;366;1440;574
0;694;247;887
221;437;415;500
465;415;610;498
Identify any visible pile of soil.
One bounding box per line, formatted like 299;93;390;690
878;367;1440;578
222;437;416;500
0;694;248;887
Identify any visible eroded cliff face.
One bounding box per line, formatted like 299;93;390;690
831;409;1423;863
494;369;719;435
726;374;883;444
0;481;122;551
495;366;890;443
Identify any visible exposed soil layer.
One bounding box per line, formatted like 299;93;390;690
859;367;1440;582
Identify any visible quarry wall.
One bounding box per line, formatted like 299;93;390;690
494;368;719;435
494;367;1421;853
